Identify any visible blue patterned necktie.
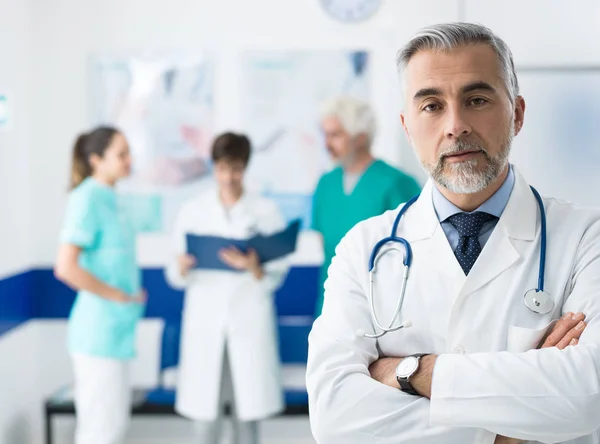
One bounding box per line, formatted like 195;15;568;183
447;212;498;275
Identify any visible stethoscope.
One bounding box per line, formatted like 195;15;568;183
358;186;553;339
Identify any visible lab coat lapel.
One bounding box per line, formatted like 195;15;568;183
425;224;466;278
209;190;230;234
400;179;438;242
461;168;538;296
218;191;261;238
210;189;250;236
404;180;465;278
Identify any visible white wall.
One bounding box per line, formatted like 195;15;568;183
0;3;34;442
28;0;462;267
0;0;32;277
465;0;600;67
0;324;37;444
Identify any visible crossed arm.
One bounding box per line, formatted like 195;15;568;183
307;223;600;444
369;312;588;444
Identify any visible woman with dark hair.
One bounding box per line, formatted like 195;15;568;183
166;132;290;444
54;126;146;444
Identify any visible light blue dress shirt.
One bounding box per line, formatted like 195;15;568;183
432;165;515;251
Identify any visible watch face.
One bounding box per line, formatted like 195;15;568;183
396;356;419;378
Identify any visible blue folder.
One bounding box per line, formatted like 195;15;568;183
186;219;301;271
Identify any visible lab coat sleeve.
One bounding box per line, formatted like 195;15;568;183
430;220;600;443
306;224;497;444
259;201;291;294
164;205;193;290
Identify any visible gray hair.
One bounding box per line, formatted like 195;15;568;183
396;22;519;102
320;96;376;143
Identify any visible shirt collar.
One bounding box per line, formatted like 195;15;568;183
86;176;116;197
432;164;515;222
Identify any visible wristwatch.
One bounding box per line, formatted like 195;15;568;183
396;353;428;395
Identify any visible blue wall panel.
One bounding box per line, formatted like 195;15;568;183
0;266;319;335
0;270;34;335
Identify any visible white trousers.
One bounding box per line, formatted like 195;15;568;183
72;353;131;444
194;347;259;444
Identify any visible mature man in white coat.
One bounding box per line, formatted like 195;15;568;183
306;22;600;444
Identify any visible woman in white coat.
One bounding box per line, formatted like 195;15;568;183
166;132;290;444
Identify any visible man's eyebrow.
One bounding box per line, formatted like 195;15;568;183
461;81;496;94
413;87;443;100
412;82;497;101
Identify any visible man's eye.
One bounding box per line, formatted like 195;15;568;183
470;98;488;106
423;103;440;112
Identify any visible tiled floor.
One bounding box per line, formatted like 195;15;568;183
51;416;316;444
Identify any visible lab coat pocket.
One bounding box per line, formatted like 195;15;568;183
507;319;557;353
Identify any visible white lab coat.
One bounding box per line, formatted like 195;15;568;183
166;188;289;422
307;168;600;444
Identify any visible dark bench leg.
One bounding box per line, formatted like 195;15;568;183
45;408;53;444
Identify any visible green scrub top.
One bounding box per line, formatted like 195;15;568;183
60;177;144;359
312;160;421;317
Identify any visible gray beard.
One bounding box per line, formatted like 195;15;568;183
421;130;513;194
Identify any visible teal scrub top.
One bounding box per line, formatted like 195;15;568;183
60;177;144;359
312;160;421;317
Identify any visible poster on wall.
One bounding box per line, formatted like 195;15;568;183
241;50;371;229
510;70;600;207
91;54;214;232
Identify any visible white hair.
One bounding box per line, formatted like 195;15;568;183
320;96;376;143
396;22;519;103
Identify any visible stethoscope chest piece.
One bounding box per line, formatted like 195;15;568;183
524;289;554;314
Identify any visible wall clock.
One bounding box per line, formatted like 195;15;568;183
320;0;382;23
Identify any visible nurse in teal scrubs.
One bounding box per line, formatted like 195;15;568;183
313;97;421;317
54;126;146;444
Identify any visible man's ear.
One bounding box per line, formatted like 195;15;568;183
401;112;412;145
513;95;526;136
355;133;370;150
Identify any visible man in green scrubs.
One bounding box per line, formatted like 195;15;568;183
312;96;421;317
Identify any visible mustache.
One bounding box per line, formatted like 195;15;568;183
439;140;488;159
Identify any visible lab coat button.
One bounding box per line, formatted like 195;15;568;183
452;346;465;354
